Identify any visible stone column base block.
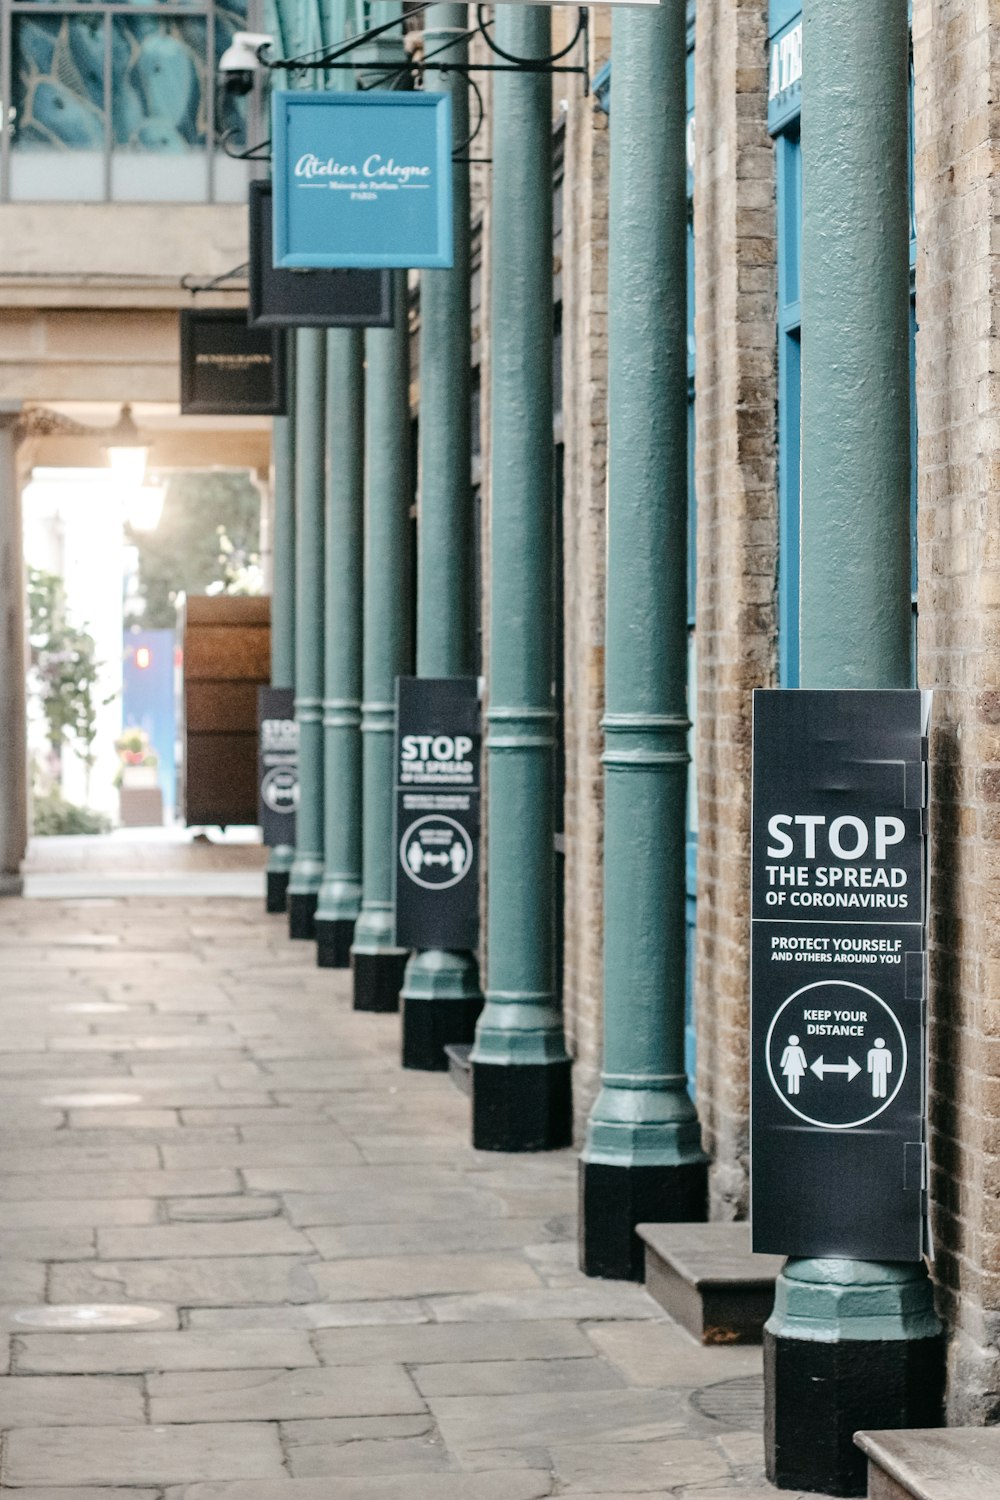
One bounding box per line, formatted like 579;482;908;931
401;994;484;1072
288;891;318;941
764;1327;945;1497
578;1158;707;1282
315;918;355;969
472;1058;573;1152
352;950;408;1012
266;871;290;915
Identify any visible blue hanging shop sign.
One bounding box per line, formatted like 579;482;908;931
271;91;454;271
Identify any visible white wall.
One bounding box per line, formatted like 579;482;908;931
22;468;125;820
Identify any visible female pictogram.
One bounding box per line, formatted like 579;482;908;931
780;1034;808;1095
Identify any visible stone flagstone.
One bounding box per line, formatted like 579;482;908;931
147;1364;425;1422
14;1328;319;1374
4;1422;287;1486
0;881;833;1499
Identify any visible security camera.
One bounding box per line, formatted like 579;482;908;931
218;32;272;95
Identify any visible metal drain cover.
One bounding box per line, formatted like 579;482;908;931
690;1375;765;1427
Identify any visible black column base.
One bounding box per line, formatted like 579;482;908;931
352;950;408;1012
764;1326;945;1496
401;995;483;1071
578;1158;708;1281
266;871;290;915
472;1058;573;1152
288;891;318;941
315;918;355;969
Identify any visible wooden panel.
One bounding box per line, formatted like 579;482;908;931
184;626;270;682
180;595;272;827
185;595;270;627
185;735;259;827
185;681;260;734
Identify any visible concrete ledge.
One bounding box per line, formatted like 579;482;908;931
637;1222;783;1345
856;1427;1000;1500
445;1043;473;1097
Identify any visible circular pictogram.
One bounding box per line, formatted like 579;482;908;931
764;979;907;1131
399;815;473;890
261;766;298;815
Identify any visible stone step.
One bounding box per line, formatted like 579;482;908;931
636;1222;784;1345
856;1427;1000;1500
445;1043;472;1097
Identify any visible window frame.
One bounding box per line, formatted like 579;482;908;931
0;0;257;204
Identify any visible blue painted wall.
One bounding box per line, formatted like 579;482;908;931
122;629;176;816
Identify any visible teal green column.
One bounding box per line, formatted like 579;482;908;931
578;1;706;1281
399;2;483;1069
350;269;413;1010
765;4;943;1494
314;329;365;968
287;328;326;939
469;3;571;1151
266;336;296;914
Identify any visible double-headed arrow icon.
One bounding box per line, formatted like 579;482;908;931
810;1055;861;1082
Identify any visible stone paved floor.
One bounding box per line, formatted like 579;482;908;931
0;874;827;1498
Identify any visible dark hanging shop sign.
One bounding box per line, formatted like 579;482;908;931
258;687;298;846
179;309;286;416
394;677;480;952
271;91;454;270
247;183;394;330
750;689;931;1263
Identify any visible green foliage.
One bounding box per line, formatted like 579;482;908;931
126;471;262;629
32;788;111;837
113;726;158;788
27;567;103;770
115;727;158;765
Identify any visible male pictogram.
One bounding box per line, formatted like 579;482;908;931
867;1037;893;1099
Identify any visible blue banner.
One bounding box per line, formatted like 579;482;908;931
271;91;454;270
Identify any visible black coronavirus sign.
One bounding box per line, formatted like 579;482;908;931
751;689;930;1262
394;677;480;952
257;687;298;846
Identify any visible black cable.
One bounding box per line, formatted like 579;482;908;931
474;5;586;67
266;2;430;73
450;70;485;157
219;129;271;161
181;263;249;294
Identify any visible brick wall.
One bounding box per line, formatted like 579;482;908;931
559;15;611;1139
693;0;778;1218
913;0;1000;1424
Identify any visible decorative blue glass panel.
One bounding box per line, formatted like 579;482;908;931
6;1;248;202
13;14;105;150
113;16;207;152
